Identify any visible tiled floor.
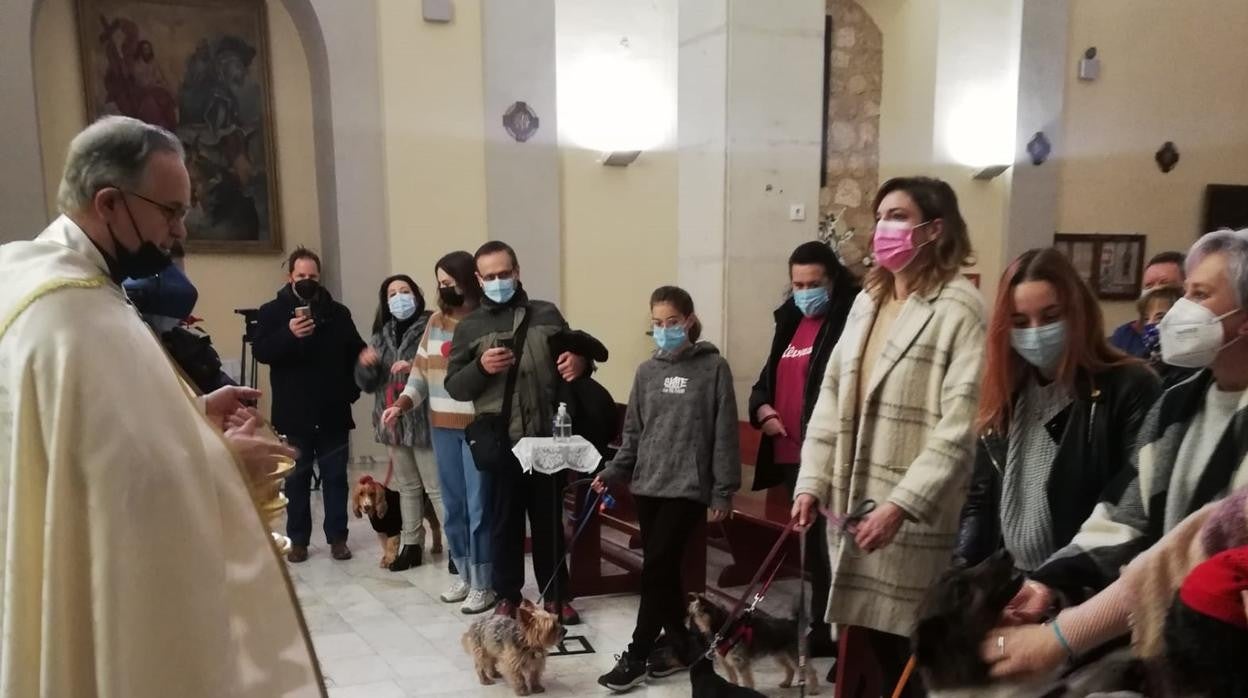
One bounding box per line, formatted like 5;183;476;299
287;489;835;697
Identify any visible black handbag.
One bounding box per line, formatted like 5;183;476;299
465;307;532;472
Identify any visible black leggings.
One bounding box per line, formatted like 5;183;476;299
626;495;705;658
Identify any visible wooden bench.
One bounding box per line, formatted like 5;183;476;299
566;406;799;599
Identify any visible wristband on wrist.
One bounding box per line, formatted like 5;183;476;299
1049;618;1074;660
760;414;780;426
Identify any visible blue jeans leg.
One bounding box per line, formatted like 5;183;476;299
433;427;471;581
460;433;492;591
317;430;350;544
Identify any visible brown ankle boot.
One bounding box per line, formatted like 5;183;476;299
330;541;352;561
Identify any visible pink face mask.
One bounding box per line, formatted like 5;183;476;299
872;219;932;272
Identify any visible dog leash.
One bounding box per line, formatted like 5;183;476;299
705;517;799;659
536;479;616;603
891;655;916;698
797;521;809;698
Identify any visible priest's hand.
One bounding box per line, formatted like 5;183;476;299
225;416;298;481
225;406;263;431
205;386;262;430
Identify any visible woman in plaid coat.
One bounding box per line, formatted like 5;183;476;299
793;176;986;696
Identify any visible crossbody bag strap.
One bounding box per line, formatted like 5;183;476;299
499;305;533;426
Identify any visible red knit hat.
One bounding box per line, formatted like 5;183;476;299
1179;547;1248;630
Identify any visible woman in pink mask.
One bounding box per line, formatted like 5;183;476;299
792;176;986;695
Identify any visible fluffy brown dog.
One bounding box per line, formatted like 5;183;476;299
461;599;566;695
351;475;444;567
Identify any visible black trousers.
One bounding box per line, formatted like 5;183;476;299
490;455;567;604
627;495;705;659
781;464;832;634
864;627;925;698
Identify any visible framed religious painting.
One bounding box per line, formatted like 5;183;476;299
1054;233;1146;300
76;0;283;253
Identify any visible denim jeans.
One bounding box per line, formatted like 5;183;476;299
284;430;350;547
431;427;492;590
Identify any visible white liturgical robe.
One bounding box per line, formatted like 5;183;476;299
0;217;323;697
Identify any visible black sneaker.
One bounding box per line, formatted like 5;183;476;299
645;644;687;679
598;651;646;693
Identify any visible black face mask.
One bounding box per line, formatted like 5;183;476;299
107;198;172;280
438;286;465;308
293;278;320;301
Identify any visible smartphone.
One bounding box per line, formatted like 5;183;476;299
294;306;312;320
494;336;515;352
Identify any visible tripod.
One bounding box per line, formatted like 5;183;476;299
233;308;260;390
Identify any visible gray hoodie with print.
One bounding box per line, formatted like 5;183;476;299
600;341;741;511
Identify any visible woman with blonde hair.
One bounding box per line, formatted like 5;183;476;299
792;176;986;696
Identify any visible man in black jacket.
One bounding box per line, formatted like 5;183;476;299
748;241;858;657
445;241;589;624
253;247;367;563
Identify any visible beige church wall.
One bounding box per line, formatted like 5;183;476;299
555;0;678;400
1056;0;1248;330
33;0;323;409
378;0;488;290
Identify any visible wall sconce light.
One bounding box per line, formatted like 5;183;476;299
972;164;1010;181
600;151;641;167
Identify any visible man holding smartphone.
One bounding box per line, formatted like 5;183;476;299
446;241;590;623
253;246;367;563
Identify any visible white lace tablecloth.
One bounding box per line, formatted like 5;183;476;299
512;436;602;475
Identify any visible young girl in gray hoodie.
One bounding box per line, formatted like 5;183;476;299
593;286;741;693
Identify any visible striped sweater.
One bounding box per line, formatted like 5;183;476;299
401;311;476;431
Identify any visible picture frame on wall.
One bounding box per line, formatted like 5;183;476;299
1053;233;1146;300
76;0;282;254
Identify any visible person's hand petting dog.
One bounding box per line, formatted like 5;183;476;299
853;501;906;552
204;385;262;431
979;622;1066;679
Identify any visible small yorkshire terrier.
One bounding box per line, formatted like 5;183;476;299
686;593;820;694
461;599;566;695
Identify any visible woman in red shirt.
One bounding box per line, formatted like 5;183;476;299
748;240;859;656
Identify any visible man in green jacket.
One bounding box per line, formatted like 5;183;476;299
446;241;589;623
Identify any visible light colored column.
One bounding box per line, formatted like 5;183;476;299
1007;0;1069;261
481;0;562;303
678;0;826;406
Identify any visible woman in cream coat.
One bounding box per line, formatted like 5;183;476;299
793;176;986;696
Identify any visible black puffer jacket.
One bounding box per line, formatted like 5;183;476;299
252;285;367;436
956;362;1160;566
747;288;856;491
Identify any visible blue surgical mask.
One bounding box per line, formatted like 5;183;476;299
483;278;516;304
1010;320;1067;374
652;325;688;353
388;292;417;321
793;286;830;318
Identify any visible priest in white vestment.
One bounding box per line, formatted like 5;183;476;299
0;116;324;696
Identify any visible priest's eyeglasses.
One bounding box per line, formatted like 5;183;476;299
123;190;189;224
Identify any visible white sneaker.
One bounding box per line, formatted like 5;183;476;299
440;579;470;603
461;588;497;615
